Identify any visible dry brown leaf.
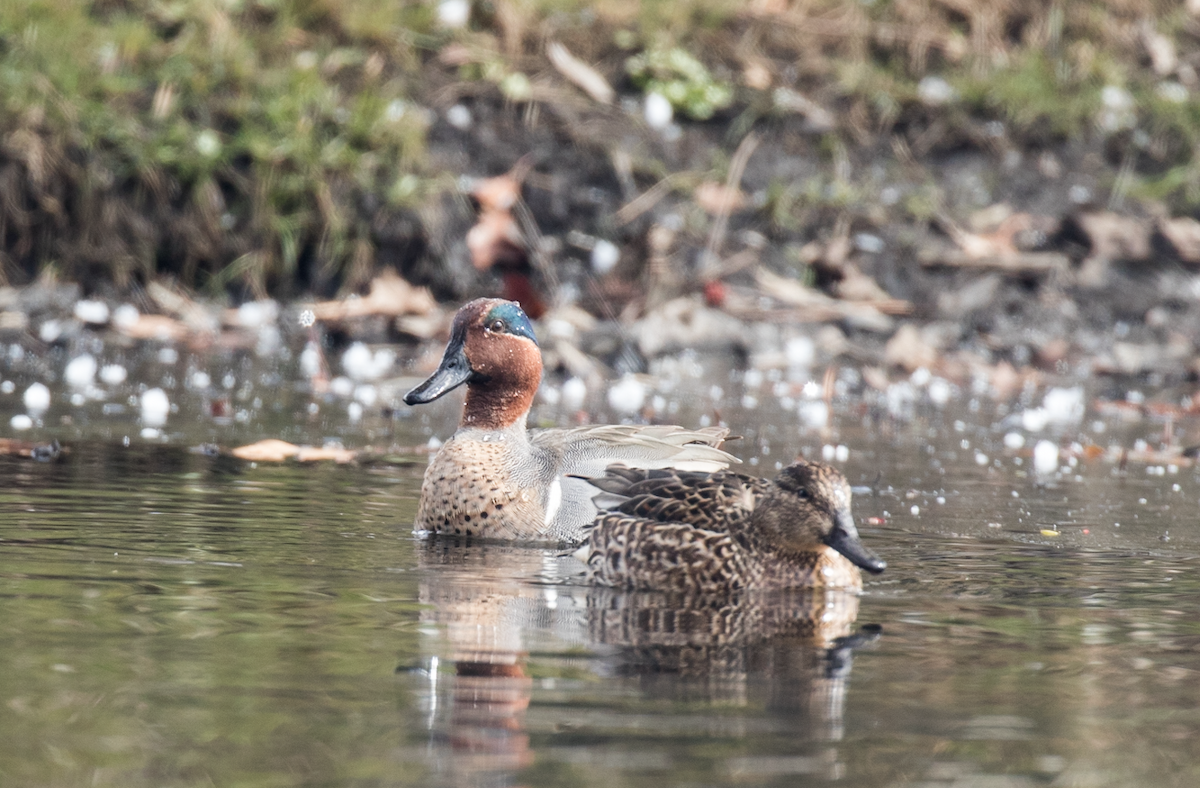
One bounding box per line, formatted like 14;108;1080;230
309;269;437;321
231;440;359;463
885;324;937;371
472;158;531;212
753;268;898;332
1076;211;1152;260
1159;216;1200;263
941;218;1016;259
989;361;1025;400
115;313;190;342
928;213;1066;273
1075;211;1153;287
0;311;29;331
146;281;220;332
836;269;892;302
861;366;890;391
466;210;524;271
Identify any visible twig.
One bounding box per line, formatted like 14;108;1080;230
919;249;1070;273
613;174;681;226
701;132;760;278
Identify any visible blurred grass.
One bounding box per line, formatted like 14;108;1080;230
1;0;436;294
1;0;1198;295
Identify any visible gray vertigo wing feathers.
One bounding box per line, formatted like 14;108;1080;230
528;425;738;543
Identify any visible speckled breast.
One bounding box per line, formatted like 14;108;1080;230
766;548;863;592
414;437;547;540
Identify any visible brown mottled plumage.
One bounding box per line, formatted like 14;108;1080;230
577;459;886;592
404;299;737;543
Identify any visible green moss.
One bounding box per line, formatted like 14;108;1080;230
626;45;733;120
959;53;1101;137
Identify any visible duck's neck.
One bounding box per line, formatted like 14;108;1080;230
461;380;536;431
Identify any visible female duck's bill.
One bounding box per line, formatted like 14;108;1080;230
827;509;886;574
404;299;538;406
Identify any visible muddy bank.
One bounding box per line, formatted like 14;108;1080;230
4;1;1200;434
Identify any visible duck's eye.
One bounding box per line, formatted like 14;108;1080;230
488;319;506;333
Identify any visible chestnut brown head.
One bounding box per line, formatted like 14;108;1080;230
404;299;542;430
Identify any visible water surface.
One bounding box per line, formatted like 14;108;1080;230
2;384;1198;787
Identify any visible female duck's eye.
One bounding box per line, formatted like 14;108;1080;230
488;319;505;333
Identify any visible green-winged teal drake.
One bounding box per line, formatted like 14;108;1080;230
576;459;886;592
403;298;736;543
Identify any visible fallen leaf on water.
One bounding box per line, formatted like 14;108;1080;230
231;439;360;463
295;446;359;463
232;439;300;462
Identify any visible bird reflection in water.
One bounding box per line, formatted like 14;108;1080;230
411;538;585;787
588;587;879;745
408;540;879;786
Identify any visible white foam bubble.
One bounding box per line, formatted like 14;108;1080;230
74;300;110;325
1033;440;1059;474
561;377;587;411
100;364;128;386
23;382;50;414
140;388;170;427
436;0;470;28
1003;432;1026;450
607;375;646;415
591;239;620;275
64;355;98;389
643;92;673;130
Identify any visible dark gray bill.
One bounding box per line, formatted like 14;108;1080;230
403;342;473;405
825;511;886;574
